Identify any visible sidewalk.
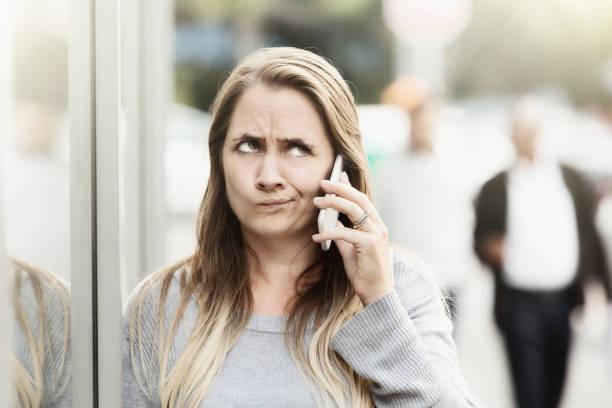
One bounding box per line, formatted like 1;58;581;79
455;268;612;408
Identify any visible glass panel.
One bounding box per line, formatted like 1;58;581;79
3;1;72;406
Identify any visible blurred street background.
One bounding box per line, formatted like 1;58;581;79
3;1;612;406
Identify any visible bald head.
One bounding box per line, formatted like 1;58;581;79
511;95;543;161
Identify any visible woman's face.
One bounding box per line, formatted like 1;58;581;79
222;83;335;241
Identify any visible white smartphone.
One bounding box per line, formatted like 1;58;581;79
317;155;343;251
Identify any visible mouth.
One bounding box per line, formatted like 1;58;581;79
258;199;294;208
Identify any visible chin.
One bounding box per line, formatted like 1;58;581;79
246;219;312;240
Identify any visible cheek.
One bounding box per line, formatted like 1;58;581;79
288;167;326;198
225;172;248;202
223;158;250;206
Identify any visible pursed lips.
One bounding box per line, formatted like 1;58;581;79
257;198;293;206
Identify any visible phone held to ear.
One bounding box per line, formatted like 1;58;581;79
317;155;343;251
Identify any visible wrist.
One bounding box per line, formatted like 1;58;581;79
359;284;394;307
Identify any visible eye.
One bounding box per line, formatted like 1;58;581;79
288;143;311;157
237;140;260;153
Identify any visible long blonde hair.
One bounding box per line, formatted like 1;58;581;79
129;47;374;407
11;259;70;408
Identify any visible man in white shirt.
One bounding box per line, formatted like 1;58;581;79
473;96;612;408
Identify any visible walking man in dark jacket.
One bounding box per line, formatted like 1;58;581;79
473;96;612;408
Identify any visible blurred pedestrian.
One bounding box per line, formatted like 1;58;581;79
473;95;612;408
376;76;475;325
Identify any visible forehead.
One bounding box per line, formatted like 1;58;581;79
227;83;330;144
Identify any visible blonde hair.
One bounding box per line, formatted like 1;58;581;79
11;259;70;408
129;47;375;407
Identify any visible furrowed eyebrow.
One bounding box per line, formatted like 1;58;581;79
232;134;315;149
279;137;315;149
232;134;264;143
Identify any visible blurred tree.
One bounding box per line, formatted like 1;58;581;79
176;0;276;22
173;0;391;112
447;0;612;105
175;0;612;109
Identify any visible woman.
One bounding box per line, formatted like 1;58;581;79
123;47;475;408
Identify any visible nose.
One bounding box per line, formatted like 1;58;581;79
255;152;285;191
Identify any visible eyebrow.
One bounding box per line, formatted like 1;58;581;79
232;133;315;149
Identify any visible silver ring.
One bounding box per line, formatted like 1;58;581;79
352;210;369;229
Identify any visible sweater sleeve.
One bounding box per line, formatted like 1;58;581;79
331;249;477;408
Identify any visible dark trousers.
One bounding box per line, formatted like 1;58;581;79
499;285;573;408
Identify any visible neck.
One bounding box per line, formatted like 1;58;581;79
242;228;322;314
409;134;433;152
517;151;535;164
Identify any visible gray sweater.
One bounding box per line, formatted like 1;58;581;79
13;263;72;408
122;249;476;407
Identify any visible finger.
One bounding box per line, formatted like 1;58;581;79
339;171;377;225
320;176;382;224
338;173;387;234
333;236;353;254
312;223;369;246
321;178;371;211
313;195;374;230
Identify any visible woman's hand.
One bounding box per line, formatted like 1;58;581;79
312;171;393;306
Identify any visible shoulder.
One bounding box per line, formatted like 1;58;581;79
12;259;70;322
123;258;191;321
559;163;588;186
557;162;593;191
389;246;452;331
12;258;70;294
474;171;508;210
390;246;443;299
559;162;578;176
11;259;71;345
122;259;193;398
482;170;507;192
391;246;434;280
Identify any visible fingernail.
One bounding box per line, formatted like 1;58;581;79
321;180;330;186
313;197;322;203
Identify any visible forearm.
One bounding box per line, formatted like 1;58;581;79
332;289;475;408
